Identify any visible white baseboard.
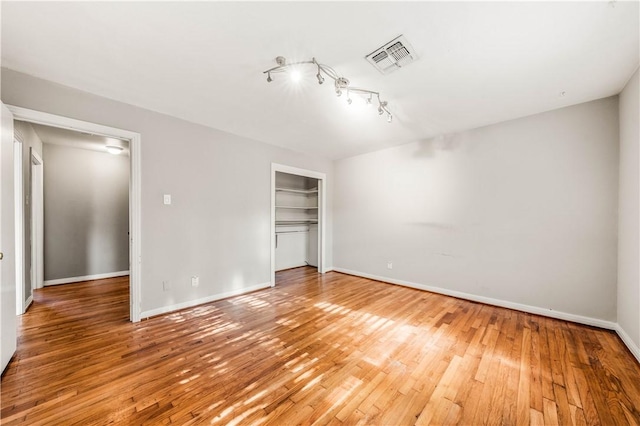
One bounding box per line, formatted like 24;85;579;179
25;295;33;310
615;324;640;364
44;270;130;286
140;281;272;319
331;267;618;331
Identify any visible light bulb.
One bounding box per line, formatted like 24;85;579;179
290;69;301;83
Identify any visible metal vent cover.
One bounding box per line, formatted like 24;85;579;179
365;35;417;75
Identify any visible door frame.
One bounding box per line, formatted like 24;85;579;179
30;149;44;292
14;137;25;314
7;105;143;322
270;163;327;286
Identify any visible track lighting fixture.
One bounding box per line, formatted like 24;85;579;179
263;56;392;122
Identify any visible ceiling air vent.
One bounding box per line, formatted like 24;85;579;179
366;35;417;75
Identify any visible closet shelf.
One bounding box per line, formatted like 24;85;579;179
275;206;318;210
276;219;318;225
275;187;318;194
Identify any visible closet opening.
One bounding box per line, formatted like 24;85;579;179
270;164;326;286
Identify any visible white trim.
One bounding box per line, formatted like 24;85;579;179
25;295;33;310
44;270;130;286
7;105;143;322
14;137;24;314
615;324;640;364
271;163;327;287
140;281;272;319
30;149;44;291
331;267;618;331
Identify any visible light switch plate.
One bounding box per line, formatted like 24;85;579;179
163;194;171;205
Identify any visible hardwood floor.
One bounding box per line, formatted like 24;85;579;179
1;267;639;425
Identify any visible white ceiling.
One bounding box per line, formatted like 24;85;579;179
2;2;638;160
29;123;130;156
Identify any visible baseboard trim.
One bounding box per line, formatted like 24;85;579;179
25;295;33;311
140;281;272;320
44;271;130;286
615;324;640;364
331;267;617;331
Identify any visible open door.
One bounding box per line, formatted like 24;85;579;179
1;102;17;373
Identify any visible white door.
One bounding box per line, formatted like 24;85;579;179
1;103;17;373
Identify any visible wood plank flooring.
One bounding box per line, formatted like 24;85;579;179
1;267;639;425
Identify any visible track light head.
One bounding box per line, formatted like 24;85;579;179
316;72;324;84
290;69;302;83
387;114;393;123
347;97;352;105
336;88;342;97
267;72;272;83
378;106;384;115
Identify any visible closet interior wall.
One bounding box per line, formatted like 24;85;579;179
275;172;319;271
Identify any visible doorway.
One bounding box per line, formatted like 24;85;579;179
7;105;142;322
270;163;326;286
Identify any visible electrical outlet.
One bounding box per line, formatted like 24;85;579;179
163;280;170;291
191;276;199;287
387;261;393;270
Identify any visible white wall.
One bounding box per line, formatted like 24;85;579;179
334;97;619;322
617;69;639;351
43;143;129;281
1;69;333;316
